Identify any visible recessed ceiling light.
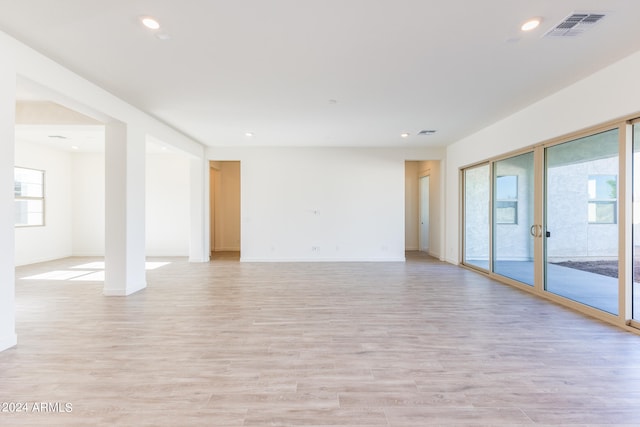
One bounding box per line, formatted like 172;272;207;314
141;17;160;30
245;132;254;137
71;146;79;150
521;18;542;31
400;133;410;138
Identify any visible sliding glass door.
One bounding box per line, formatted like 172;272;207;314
461;121;640;325
463;164;490;270
493;152;535;285
545;129;620;315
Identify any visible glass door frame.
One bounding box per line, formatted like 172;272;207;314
461;162;492;273
460;118;636;331
541;122;632;324
491;151;538;287
461;148;542;292
627;120;639;328
543;127;622;316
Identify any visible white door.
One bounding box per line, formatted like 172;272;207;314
419;175;430;252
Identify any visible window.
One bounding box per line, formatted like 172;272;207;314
14;167;45;227
587;174;617;224
495;175;518;224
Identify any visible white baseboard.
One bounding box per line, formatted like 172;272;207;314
445;256;459;265
240;257;406;263
103;282;146;296
0;333;17;352
15;253;74;267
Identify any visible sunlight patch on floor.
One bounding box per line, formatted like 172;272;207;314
20;261;171;282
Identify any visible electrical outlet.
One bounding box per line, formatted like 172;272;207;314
311;246;320;252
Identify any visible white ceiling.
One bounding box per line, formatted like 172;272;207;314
3;0;640;149
14;124;179;155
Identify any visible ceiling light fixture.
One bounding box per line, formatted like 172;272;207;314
400;133;410;138
521;17;542;31
245;132;254;137
141;17;160;30
71;146;79;150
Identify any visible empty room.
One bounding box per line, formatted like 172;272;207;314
1;1;640;426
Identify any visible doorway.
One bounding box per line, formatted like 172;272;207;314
405;160;441;258
209;161;241;260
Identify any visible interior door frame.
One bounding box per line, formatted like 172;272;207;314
419;174;430;253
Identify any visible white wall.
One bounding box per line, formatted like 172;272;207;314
445;49;640;264
72;150;191;257
0;61;17;351
15;148;191;261
14;141;72;265
71;152;104;256
208;147;446;262
146;152;190;256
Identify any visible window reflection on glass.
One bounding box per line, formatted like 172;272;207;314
587;175;617;224
496;175;518;224
495;201;517;224
496;175;518;199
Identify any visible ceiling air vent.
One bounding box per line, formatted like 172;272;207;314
544;12;606;37
418;130;437;136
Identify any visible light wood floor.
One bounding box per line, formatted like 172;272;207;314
2;252;640;426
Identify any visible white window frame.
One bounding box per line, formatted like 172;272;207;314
14;166;45;227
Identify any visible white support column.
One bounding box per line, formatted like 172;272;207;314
0;61;17;351
104;121;147;296
189;157;210;262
